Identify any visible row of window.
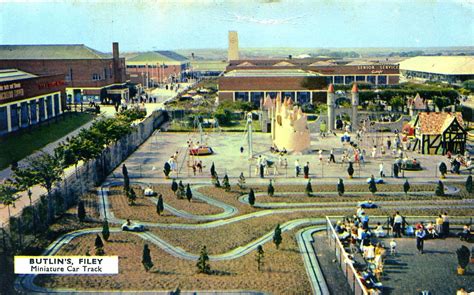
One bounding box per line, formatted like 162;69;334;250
330;75;389;85
0;94;60;135
126;65;170;69
234;91;312;106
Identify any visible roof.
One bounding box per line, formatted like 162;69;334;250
415;112;464;135
126;51;188;65
0;69;37;83
224;69;319;78
399;56;474;75
0;45;112;60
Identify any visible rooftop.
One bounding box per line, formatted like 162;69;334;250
0;44;112;60
224;69;320;78
0;69;37;83
126;51;188;65
399;56;474;75
416;112;464;135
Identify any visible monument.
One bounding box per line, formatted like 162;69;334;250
228;31;239;61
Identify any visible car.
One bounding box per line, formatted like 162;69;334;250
400;159;422;171
144;187;157;197
121;221;146;232
358;201;378;209
366;177;384;184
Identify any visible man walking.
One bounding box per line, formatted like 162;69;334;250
303;162;310;179
415;224;426;254
295;159;301;177
379;162;384;178
393;212;403;238
329;149;336;163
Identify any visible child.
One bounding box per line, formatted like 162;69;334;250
389;239;397;256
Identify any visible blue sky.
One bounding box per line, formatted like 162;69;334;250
0;0;473;52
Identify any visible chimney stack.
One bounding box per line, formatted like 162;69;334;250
112;42;121;83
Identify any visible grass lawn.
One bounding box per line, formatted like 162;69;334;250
0;113;94;170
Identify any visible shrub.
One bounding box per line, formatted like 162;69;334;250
142;244;153;272
456;245;470;269
196;246;211;274
435;180;445;196
466;176;472;193
77;200;86;222
337;179;345;196
305;180;313;197
248;189;255;206
268;180;274;197
273;224;282;249
102;220;110;241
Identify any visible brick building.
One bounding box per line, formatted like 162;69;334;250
0;43;128;104
0;69;66;136
125;51;189;87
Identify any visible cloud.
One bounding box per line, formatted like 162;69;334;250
218;12;305;25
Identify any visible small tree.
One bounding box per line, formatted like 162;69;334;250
102;219;110;241
12;167;37;206
439;162;447;179
177;181;185;199
196;246;211;274
273;224;282;249
94;234;104;255
212;175;221;188
403;179;410;196
456;245;470;273
255;245;265;271
210;162;216;178
347;162;354;178
156;194;164;216
128;188;137;205
435;180;445;196
186;184;193;202
171;179;178;195
238;172;246;189
305;179;313;197
142;244;154;272
163;162;171;178
369;176;377;195
222;174;230;191
123;164;130;193
248;189;256;206
77;200;86;222
0;180;18;220
337;179;345;196
268;180;274;197
466;175;472;194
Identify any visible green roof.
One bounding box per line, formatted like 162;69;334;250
0;45;111;60
190;60;227;72
126;51;188;65
0;69;37;83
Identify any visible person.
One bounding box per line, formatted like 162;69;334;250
374;222;385;237
379;163;384;178
196;160;203;173
393;212;403;238
389;239;397;255
363;243;375;261
415;224;426;254
361;212;369;230
126;219;131;226
318;150;323;162
387;138;392;150
356;206;365;219
442;212;450;237
295;159;301;177
329;149;336;163
435;215;444;238
303;162;310;179
240;146;244;154
372;146;377;158
458;224;472;241
259;162;264;179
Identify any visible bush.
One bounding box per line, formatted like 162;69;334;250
268;180;274;197
77;201;86;222
456;245;470;269
305;180;313;197
337;179;345;196
435;180;445;196
102;220;110;241
248;189;255;206
466;176;472;193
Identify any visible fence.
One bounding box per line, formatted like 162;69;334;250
326;216;368;295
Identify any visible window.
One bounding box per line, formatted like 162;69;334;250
377;75;387;85
356;76;366;82
367;76;376;84
30;101;37;124
65;68;73;82
92;73;101;80
0;106;8;134
334;76;344;84
345;76;355;85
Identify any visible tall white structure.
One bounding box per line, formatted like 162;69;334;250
228;31;239;61
351;83;359;130
326;84;335;131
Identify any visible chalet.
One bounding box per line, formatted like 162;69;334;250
413;112;467;155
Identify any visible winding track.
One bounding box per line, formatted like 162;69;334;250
15;181;474;294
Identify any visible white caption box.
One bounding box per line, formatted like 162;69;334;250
14;256;119;274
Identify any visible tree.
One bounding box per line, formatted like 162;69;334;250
347;162;354;178
123;164;130;193
27;153;62;223
77;200;86;222
273;224;282;249
305;179;313;197
210;162;216;178
248;189;256;206
171;179;178;195
435;180;445;196
439;162;447;178
128;188;137;205
389;96;404;111
12;167;37;207
163;162;171;178
212;175;221;188
466;175;472;194
268;180;274;197
94;234;104;255
156;194;164;216
255;245;265;271
337;179;345;196
196;246;211;274
222;174;230;191
238;172;246;189
102;219;110;241
186;184;193;202
368;176;377;195
403;179;410;196
0;180;18;219
142;244;153;272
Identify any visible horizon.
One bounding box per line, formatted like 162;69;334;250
1;0;473;52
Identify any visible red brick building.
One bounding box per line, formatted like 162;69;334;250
0;43;127;104
0;69;66;136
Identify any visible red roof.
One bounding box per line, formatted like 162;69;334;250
415;112;464;135
328;84;334;93
351;83;359;93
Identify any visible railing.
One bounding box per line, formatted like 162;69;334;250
326;216;369;295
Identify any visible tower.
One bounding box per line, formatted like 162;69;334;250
351;83;359;130
327;84;335;131
228;31;239;61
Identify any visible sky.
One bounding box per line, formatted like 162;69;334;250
0;0;473;52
